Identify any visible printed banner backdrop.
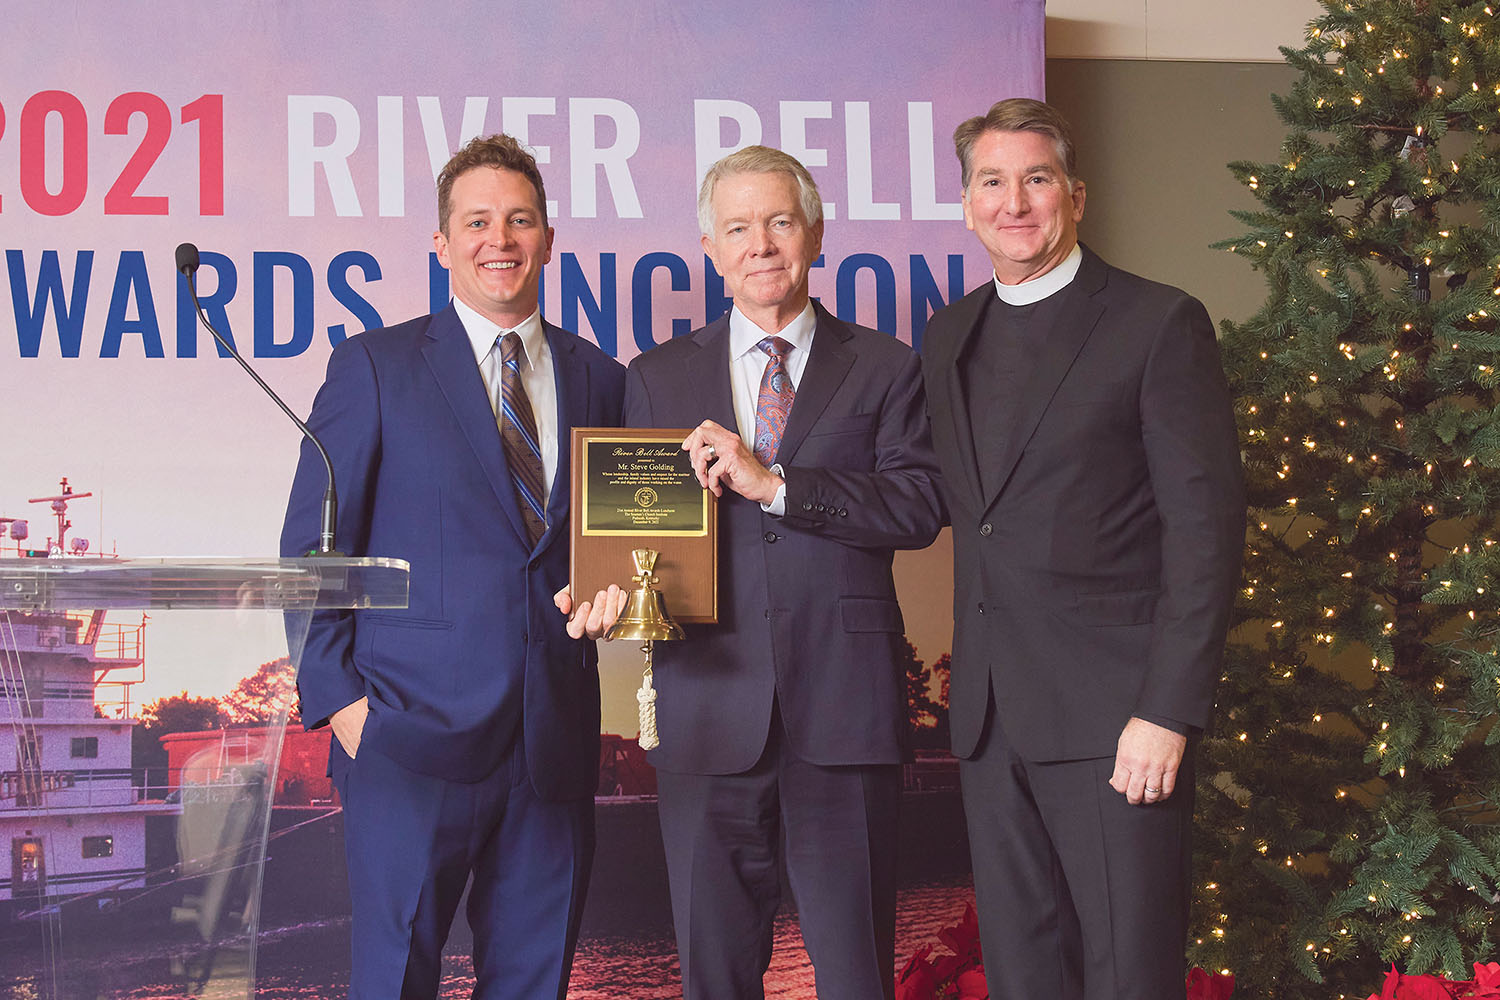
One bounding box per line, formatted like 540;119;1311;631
2;2;1042;731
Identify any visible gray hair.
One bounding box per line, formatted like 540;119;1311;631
697;146;823;235
953;98;1078;190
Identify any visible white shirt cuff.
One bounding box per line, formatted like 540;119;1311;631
761;464;787;516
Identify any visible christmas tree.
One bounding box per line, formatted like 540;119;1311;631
1200;1;1500;996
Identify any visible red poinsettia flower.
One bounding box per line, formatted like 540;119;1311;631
930;949;966;983
896;903;985;1000
937;904;983;959
1185;966;1235;999
1404;978;1462;1000
896;944;940;1000
1469;962;1500;998
1369;964;1464;1000
954;968;988;999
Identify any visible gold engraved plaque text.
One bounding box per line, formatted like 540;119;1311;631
570;428;717;623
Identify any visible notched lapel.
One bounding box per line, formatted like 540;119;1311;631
421;311;531;547
936;288;992;510
540;323;586;554
687;319;738;433
776;306;854;466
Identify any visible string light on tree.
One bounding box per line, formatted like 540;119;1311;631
1199;0;1500;995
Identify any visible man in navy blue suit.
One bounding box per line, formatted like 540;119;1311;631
624;146;944;1000
282;134;626;1000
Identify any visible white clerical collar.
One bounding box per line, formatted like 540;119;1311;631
992;244;1083;306
728;301;817;361
453;298;546;369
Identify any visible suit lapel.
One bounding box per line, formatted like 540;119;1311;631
687;317;739;432
538;321;585;555
980;247;1109;514
421;307;532;548
935;286;992;511
776;303;854;466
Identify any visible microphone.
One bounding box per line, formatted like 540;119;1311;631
176;242;342;556
175;241;200;276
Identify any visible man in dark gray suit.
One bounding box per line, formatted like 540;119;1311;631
921;99;1244;1000
624;145;943;1000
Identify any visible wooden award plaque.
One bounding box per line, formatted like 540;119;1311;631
569;427;718;623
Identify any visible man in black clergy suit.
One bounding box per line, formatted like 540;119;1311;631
921;99;1244;999
624;145;943;1000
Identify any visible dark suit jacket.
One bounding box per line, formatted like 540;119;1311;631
922;246;1244;763
281;306;626;794
624;302;944;775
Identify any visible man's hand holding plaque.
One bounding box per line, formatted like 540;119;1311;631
553;584;626;640
682;419;784;504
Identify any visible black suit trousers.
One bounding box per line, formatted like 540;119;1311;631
960;694;1194;1000
655;706;901;1000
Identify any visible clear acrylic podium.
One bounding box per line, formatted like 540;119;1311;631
0;557;408;999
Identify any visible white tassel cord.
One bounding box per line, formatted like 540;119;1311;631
636;640;659;750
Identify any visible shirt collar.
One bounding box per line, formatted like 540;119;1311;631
452;297;546;369
728;301;817;361
991;243;1083;306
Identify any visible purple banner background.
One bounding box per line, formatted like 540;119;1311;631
2;1;1043;727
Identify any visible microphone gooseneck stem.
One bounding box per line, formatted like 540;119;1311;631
179;253;341;556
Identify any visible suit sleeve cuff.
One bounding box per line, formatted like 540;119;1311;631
1133;712;1197;737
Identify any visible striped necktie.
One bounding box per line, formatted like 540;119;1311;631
752;336;795;467
497;331;547;547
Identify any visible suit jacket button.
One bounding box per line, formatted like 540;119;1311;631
816;503;827;512
979;522;993;536
838;508;848;517
977;602;986;614
764;531;779;543
802;501;813;511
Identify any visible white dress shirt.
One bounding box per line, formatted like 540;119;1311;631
728;301;817;516
453;297;559;509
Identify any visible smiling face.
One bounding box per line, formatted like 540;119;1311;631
700;170;823;333
961;128;1086;285
433;166;554;328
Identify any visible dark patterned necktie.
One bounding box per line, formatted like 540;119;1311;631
497;332;547;547
752;336;795;467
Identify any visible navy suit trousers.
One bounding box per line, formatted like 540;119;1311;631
331;736;593;1000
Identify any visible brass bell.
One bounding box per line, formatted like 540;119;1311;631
606;548;685;642
605;548;682;751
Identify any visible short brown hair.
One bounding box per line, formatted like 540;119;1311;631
953;98;1078;189
436;134;548;235
698;145;823;236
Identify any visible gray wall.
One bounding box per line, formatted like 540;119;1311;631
1046;58;1300;328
